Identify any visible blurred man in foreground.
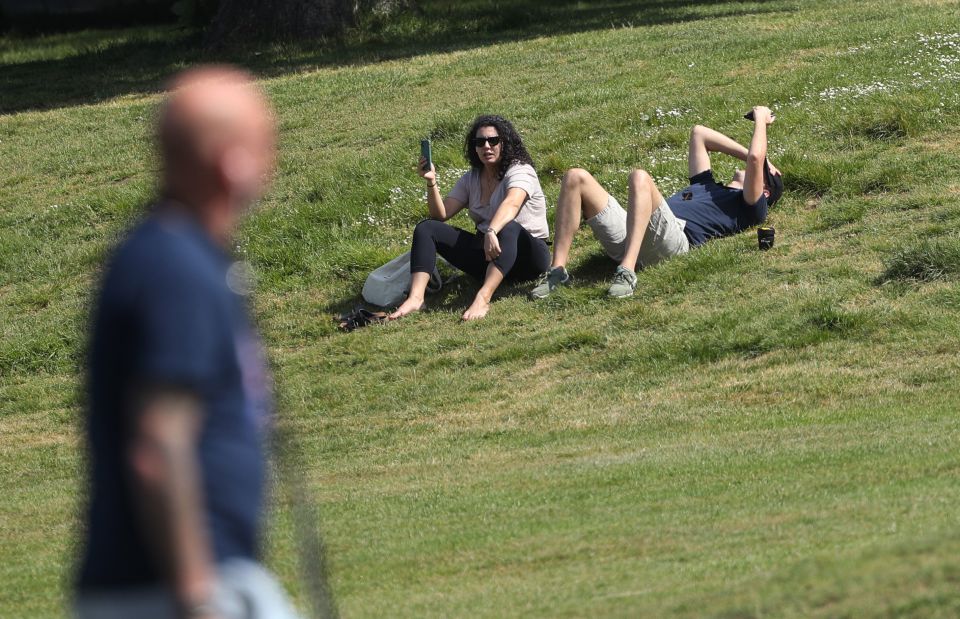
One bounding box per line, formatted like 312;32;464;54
75;66;300;619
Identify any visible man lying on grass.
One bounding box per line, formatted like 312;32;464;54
530;106;784;299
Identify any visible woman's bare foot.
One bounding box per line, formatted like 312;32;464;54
461;293;491;321
389;296;425;320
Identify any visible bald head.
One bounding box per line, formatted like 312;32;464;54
159;66;276;231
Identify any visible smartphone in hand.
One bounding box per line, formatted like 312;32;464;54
420;139;432;172
744;110;775;122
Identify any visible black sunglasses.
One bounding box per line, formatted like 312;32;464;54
472;136;501;148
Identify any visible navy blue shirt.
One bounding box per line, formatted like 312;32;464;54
667;170;768;247
79;207;272;591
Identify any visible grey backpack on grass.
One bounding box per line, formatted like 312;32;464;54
362;251;445;307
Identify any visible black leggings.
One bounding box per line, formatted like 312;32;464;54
410;220;551;282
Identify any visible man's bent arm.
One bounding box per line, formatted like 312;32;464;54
128;389;218;615
688;125;750;177
742;106;773;205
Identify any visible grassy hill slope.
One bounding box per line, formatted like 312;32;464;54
3;0;960;616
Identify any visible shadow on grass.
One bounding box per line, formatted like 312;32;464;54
0;0;789;114
569;251;618;286
323;260;589;325
323;275;473;318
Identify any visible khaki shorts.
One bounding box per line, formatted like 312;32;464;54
586;195;690;267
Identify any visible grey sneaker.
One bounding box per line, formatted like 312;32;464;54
530;266;571;299
607;266;637;298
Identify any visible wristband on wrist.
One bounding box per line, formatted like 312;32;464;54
427;181;437;188
486;228;498;235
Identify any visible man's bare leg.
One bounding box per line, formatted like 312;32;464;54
389;272;431;319
551;168;613;269
462;263;504;321
618;169;665;273
530;168;612;299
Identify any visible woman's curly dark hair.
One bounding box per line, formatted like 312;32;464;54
464;115;534;180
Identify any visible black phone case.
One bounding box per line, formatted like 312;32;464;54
420;139;432;171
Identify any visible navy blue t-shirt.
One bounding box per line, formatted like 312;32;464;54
667;170;768;247
78;207;273;591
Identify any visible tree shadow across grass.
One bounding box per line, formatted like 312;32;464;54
1;0;789;114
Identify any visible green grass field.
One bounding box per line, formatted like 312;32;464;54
3;0;960;616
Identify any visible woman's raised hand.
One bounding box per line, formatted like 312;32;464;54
418;157;437;182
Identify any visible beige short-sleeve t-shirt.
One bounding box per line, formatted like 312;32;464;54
447;163;549;239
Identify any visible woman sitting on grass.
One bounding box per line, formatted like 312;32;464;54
390;115;550;321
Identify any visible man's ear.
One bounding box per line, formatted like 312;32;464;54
220;146;257;189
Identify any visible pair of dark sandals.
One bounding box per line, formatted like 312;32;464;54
337;302;429;331
337;306;388;332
